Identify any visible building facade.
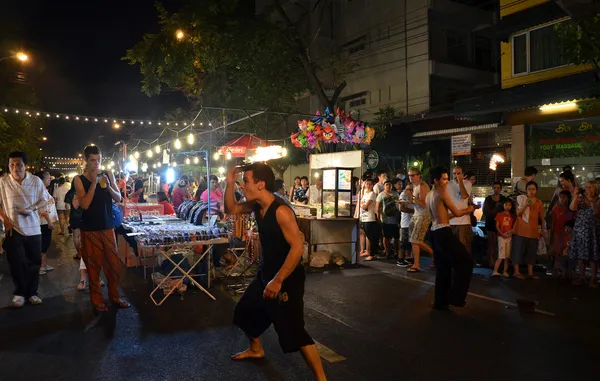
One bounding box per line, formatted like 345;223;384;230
453;0;599;196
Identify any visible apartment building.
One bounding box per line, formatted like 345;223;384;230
453;0;600;191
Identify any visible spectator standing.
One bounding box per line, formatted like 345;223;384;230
551;190;573;278
275;179;294;208
35;171;58;275
397;183;414;267
172;179;189;209
201;175;224;214
73;145;128;312
448;166;474;255
546;171;576;227
292;176;309;204
568;181;600;287
359;178;379;261
307;177;323;205
374;170;388;195
483;182;507;267
407;167;433;272
376;180;400;258
512;181;545;280
513;166;538;197
157;191;176;215
0;151;48;307
54;177;70;235
130;173;146;203
288;177;302;203
492;200;514;277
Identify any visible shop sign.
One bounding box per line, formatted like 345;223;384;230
366;150;379;169
527;120;600;160
452;134;471;156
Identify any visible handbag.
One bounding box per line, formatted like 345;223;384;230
112;203;123;228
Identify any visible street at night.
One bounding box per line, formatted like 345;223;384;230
1;235;598;381
3;0;600;380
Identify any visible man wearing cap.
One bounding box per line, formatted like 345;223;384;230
225;163;327;381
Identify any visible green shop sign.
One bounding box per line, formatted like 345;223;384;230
527;120;600;159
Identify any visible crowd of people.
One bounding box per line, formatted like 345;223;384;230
354;164;600;298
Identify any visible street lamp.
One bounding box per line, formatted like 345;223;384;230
0;52;28;62
175;30;185;41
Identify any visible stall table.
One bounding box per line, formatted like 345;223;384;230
297;217;359;265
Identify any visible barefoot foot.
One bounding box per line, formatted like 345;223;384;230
231;348;265;361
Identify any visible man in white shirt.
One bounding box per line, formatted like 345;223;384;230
448;166;473;254
373;170;387;195
0;151;48;308
307;178;323;205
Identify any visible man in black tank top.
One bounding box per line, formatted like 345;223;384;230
225;163;327;381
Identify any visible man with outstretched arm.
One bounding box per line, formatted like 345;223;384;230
225;163;327;381
426;166;475;310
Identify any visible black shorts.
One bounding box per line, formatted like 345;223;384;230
361;221;380;244
382;223;399;239
41;224;52;253
233;267;314;353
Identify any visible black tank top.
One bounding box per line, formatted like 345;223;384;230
253;196;297;281
80;174;114;231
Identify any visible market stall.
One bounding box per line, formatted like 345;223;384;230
290;109;372;265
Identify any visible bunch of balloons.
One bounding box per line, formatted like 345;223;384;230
290;108;375;150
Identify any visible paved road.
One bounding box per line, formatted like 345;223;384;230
0;232;598;381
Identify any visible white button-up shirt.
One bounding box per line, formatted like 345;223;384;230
0;172;47;236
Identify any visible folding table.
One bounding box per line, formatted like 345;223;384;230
138;237;229;306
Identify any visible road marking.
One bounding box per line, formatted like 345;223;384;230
314;340;346;363
307;306;355;330
381;270;556;317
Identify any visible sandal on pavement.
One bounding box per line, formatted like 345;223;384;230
365;256;376;261
528;274;540;280
407;267;420;273
491;272;502;277
112;299;131;309
515;274;526;280
77;280;87;291
359;252;370;258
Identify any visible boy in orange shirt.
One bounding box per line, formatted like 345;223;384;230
493;200;515;278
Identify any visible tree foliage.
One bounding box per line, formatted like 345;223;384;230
124;0;309;112
125;0;352;114
555;14;600;68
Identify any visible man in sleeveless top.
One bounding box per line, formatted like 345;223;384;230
426;167;474;310
73;145;129;313
407;167;434;272
225;163;327;381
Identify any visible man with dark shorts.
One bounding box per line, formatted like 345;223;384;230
225;163;327;381
425;167;474;310
376;180;400;258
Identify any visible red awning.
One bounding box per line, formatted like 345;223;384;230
217;135;266;157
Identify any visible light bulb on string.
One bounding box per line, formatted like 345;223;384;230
185;158;191;165
157;162;162;168
282;148;288;157
172;162;177;167
155;145;161;154
213;152;219;161
187;133;194;145
147;149;153;158
174;138;182;150
225;151;232;160
134;151;140;159
193;157;199;164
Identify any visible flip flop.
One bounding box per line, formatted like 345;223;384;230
407;267;420;273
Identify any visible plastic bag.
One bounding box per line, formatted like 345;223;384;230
537;237;547;256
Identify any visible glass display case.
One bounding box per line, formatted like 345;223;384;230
320;167;354;219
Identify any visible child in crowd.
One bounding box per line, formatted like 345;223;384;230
556;220;574;280
493;200;514;277
397;183;414;267
551;190;574;276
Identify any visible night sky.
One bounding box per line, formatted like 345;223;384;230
1;0;186;157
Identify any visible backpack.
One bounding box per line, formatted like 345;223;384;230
382;194;399;217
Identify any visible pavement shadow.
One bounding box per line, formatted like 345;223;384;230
118;266;236;337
